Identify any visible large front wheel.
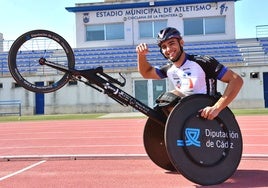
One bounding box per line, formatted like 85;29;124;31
8;30;75;93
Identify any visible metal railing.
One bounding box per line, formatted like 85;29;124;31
0;100;21;116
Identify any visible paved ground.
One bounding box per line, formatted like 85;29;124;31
0;116;267;188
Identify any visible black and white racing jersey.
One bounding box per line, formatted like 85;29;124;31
155;54;228;96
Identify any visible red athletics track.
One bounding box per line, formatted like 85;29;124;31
0;115;267;188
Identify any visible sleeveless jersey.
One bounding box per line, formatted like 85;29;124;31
155;54;228;96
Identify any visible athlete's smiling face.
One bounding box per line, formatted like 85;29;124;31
160;38;184;62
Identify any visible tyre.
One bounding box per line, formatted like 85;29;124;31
8;30;75;93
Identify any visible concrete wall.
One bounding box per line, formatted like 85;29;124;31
73;1;235;48
217;65;266;109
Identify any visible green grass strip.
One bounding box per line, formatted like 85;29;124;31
0;113;105;122
0;108;268;122
231;108;268;115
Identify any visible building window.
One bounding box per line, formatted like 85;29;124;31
184;18;203;35
205;17;225;34
12;82;22;88
86;23;124;41
184;16;225;36
86;25;104;41
139;20;167;39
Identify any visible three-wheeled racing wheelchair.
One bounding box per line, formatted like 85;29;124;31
8;30;243;186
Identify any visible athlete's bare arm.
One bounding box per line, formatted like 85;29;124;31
136;43;161;79
200;69;243;120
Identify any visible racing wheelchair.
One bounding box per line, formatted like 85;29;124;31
8;30;243;185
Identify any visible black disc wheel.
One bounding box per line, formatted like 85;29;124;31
165;94;243;185
143;118;176;171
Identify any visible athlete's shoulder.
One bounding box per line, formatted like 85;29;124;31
187;54;218;64
156;61;173;78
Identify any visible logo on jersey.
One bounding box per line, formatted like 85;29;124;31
175;72;193;91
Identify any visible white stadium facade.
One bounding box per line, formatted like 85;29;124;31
1;0;268;115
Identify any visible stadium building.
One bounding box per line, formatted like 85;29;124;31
0;0;268;115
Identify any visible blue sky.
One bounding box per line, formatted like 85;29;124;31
0;0;267;47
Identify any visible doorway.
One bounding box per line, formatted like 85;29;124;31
35;82;45;114
263;72;268;107
134;79;167;108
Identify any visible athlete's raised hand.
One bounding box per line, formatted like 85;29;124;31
136;43;149;55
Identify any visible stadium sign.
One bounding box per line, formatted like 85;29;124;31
94;3;228;20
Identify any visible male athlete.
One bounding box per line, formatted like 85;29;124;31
136;27;243;120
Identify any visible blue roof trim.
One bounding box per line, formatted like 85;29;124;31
66;0;237;12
